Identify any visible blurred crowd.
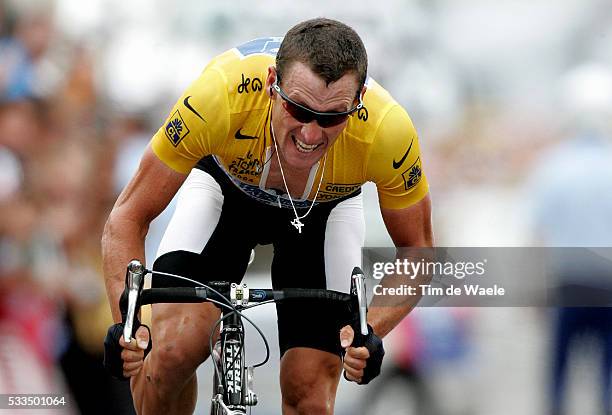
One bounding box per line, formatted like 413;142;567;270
0;3;141;413
1;1;612;414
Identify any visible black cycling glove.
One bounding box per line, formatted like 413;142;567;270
345;324;385;385
103;323;152;380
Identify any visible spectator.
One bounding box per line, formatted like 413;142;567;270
528;62;612;415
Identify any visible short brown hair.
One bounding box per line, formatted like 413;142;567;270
276;18;368;96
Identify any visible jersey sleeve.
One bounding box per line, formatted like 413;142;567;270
366;105;429;209
150;66;230;174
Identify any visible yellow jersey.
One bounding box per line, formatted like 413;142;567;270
151;37;428;210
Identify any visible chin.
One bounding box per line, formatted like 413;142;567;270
283;155;317;171
283;143;326;170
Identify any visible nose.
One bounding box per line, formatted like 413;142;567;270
300;121;324;144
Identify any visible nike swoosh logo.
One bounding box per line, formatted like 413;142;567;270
392;138;414;169
234;129;258;140
183;96;205;122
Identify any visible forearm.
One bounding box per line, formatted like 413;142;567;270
367;304;411;339
102;210;149;323
367;271;426;338
373;195;434;338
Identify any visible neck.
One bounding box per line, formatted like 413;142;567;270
268;121;314;196
268;153;312;178
264;154;312;198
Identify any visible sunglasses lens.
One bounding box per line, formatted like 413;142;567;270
277;82;355;128
283;101;315;124
317;115;348;128
283;101;349;127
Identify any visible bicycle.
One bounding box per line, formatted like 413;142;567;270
119;259;369;414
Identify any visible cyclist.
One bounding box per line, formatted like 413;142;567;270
102;18;433;415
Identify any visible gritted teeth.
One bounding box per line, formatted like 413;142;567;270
293;136;322;153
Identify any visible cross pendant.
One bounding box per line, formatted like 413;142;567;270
291;218;304;233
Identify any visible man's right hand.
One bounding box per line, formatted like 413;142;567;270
104;324;151;380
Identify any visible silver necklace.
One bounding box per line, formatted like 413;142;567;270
270;123;327;233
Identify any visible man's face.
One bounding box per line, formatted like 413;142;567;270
267;62;361;172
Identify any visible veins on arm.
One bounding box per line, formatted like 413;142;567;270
102;146;188;321
367;194;433;337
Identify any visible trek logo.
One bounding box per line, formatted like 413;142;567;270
225;343;242;394
392;138;414;169
165;110;190;147
183;96;205;122
234;128;258;140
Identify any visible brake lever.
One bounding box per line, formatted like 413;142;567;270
350;267;369;345
121;260;146;343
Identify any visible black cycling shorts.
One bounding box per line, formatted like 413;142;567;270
152;156;364;356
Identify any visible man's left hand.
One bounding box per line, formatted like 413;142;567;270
339;324;385;384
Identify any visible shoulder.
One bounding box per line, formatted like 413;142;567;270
199;38;278;113
343;78;428;209
150;38;279;173
206;37;281;90
344;78;417;160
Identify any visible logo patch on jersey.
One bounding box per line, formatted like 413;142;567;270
183;96;205;122
228;151;262;182
357;106;369;122
401;157;422;190
393;138;414;169
165;110;190;147
234;129;258;140
237;74;263;94
318;183;362;201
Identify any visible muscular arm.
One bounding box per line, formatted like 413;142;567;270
102;146;188;322
367;193;433;338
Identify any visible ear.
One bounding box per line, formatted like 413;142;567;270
359;84;367;101
266;66;277;99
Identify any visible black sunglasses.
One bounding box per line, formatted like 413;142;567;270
272;81;363;128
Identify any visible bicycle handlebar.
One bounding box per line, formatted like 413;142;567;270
138;286;352;306
119;260;369;342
